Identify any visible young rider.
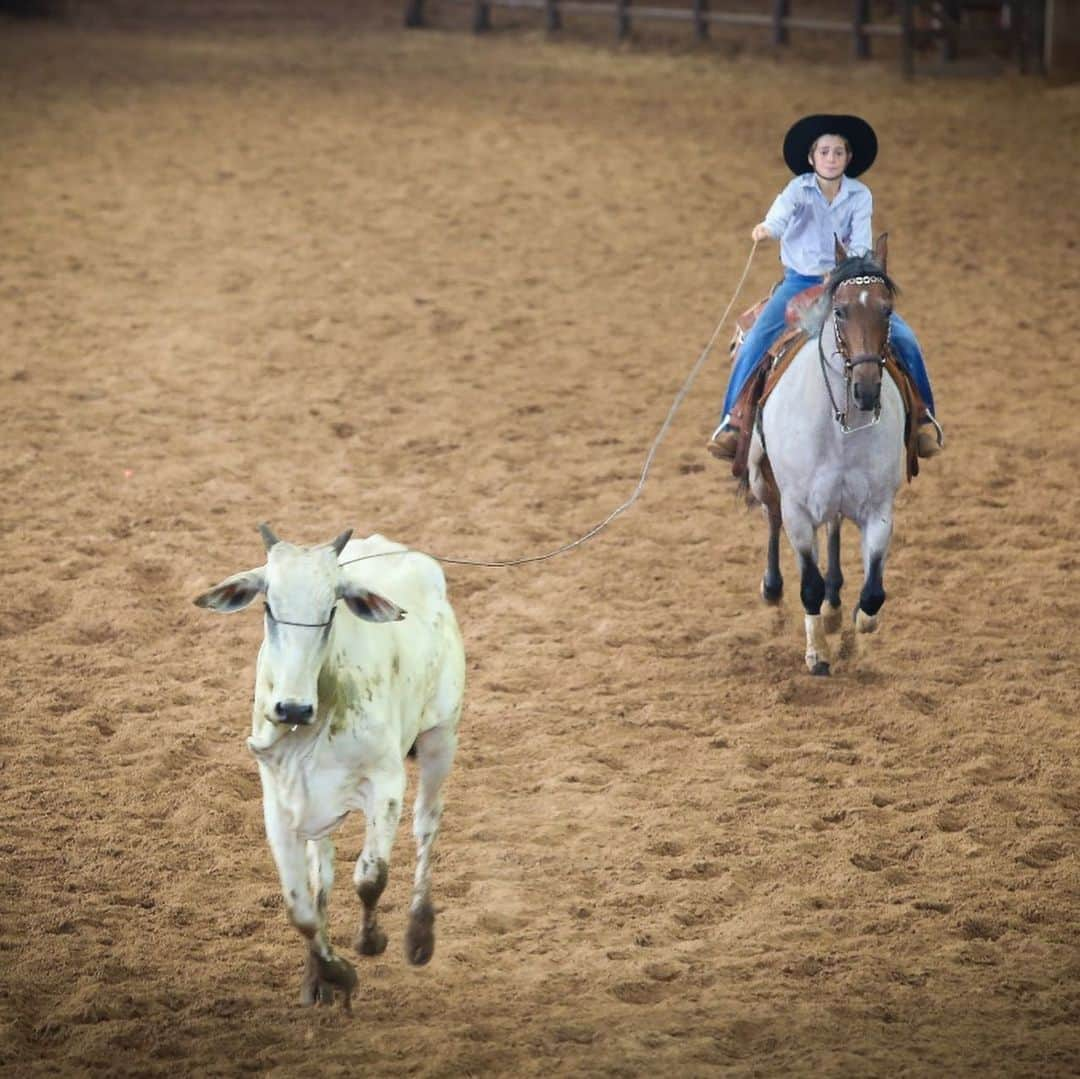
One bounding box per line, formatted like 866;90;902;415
707;114;942;461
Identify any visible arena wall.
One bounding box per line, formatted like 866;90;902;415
1046;0;1080;81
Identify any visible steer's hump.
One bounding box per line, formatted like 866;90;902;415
340;534;447;603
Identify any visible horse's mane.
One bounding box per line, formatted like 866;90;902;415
800;252;900;335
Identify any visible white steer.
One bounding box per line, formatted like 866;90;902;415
194;524;465;1010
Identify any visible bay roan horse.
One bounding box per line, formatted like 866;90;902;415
748;234;905;675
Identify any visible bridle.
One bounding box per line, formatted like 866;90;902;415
817;274;891;434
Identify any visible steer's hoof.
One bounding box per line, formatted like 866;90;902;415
809;660;831;677
404;901;436;967
301;952;357;1011
299;960;333;1007
317;953;358;1013
356;924;388;957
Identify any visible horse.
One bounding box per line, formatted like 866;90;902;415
747;234;906;676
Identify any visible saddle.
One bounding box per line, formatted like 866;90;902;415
728;289;927;484
729;283;825;358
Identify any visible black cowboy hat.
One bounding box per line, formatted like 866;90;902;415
783;114;878;178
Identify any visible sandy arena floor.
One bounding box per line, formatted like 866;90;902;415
2;5;1079;1075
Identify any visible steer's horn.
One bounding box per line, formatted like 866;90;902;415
258;522;281;552
330;529;354;557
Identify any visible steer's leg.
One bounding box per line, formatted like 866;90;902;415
301;838;336;1005
263;795;357;1011
353;766;405;957
406;724;458;966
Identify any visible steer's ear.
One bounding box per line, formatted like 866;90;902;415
340;584;406;623
194;569;267;613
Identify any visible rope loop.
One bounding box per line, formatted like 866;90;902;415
340;241;759;572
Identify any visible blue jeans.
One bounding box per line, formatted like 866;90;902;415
722;268;936;420
889;313;934;415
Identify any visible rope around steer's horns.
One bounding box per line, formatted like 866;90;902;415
338;241;760;571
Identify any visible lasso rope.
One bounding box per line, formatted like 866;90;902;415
340;240;759;571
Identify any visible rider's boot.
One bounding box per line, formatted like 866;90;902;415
916;412;945;459
706;417;740;461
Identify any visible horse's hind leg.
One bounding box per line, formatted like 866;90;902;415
854;511;893;634
754;453;783;604
761;503;783;604
782;501;831;676
823;516;843;634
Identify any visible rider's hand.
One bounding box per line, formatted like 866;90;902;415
751;223;772;243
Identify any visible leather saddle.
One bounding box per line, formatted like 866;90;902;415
728;283;825;359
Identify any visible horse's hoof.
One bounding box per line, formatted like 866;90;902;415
854;609;879;634
809;661;831;677
760;577;783;605
822;602;842;634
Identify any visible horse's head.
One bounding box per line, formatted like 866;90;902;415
827;234;896;415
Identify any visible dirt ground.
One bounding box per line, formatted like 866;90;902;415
2;4;1079;1076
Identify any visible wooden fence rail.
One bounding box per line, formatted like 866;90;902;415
404;1;1046;78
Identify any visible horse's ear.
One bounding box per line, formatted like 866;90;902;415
834;234;848;264
873;232;888;271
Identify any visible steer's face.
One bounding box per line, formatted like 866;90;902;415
260;541;341;727
194;527;406;730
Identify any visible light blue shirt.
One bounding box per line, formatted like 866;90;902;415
763;173;873;276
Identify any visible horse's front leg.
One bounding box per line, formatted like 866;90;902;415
761;502;784;604
855;509;893;634
782;500;831;676
823;515;843;633
751;447;783;604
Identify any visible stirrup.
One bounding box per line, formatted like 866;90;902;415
923;411;945;448
916;413;944;459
